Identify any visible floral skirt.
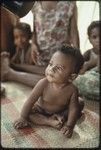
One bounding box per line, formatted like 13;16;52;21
74;68;100;101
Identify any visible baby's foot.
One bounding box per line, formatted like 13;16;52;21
49;114;64;129
1;52;10;81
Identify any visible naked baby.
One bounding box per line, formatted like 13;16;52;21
14;45;84;138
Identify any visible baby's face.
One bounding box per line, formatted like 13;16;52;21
45;51;75;84
89;27;99;54
14;28;29;49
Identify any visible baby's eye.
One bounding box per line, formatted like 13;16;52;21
56;66;63;71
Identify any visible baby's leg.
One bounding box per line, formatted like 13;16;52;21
29;105;64;129
29;113;63;129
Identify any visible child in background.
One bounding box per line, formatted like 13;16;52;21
74;21;100;101
80;21;100;74
14;45;84;138
11;22;34;65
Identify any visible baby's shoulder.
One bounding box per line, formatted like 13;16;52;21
37;78;48;87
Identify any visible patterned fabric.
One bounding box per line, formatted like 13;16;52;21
32;1;75;66
1;82;99;148
74;68;100;101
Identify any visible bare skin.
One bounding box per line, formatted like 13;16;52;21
80;27;99;74
13;51;84;138
1;52;44;87
1;6;19;56
10;63;45;75
11;27;34;65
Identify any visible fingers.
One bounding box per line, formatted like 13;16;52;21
14;120;29;129
61;126;73;138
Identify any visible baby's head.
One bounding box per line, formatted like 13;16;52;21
13;22;32;49
45;45;84;84
87;21;100;54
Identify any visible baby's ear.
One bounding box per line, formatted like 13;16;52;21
68;73;78;82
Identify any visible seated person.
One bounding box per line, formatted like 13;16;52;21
11;22;34;65
80;21;100;74
74;21;100;101
14;45;84;138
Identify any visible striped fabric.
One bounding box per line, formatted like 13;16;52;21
1;82;100;148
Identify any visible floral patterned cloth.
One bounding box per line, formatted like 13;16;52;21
32;1;75;66
74;67;100;101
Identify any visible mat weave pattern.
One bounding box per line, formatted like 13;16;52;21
1;82;100;148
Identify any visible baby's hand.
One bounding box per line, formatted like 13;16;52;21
61;125;73;138
14;117;30;129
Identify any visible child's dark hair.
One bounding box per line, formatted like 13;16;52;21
14;22;32;39
59;45;84;74
87;21;100;37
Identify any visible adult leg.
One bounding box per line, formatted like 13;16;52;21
10;63;45;75
1;52;44;87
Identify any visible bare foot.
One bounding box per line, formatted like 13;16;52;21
0;85;6;97
48;114;65;129
1;52;11;81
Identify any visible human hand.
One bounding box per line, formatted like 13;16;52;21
61;125;73;138
14;117;30;129
31;44;39;64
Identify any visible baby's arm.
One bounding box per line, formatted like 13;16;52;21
14;78;46;129
61;87;79;138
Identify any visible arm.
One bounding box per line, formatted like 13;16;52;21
14;78;47;128
83;49;91;61
80;50;97;74
66;88;79;128
31;32;39;64
61;87;79;138
70;2;80;48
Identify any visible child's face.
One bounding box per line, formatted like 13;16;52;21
14;29;29;49
89;27;99;54
45;51;75;84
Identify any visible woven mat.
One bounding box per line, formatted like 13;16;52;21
1;82;100;148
